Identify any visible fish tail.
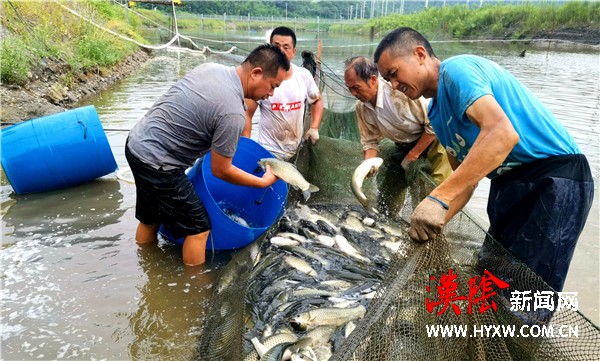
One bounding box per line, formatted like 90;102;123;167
302;190;312;202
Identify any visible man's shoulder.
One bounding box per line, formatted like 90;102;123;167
355;99;375;118
292;64;317;83
441;55;497;74
188;63;233;79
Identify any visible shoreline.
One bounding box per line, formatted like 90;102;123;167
0;50;151;124
0;33;597;125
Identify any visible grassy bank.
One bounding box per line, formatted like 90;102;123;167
0;0;153;86
328;2;600;41
172;2;600;40
2;1;598;87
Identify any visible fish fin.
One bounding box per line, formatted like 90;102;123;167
251;337;267;357
302;190;311;202
308;184;319;192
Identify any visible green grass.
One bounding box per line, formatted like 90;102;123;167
1;34;31;85
353;2;600;41
1;1;597;86
0;0;147;85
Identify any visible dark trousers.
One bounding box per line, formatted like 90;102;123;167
486;154;594;292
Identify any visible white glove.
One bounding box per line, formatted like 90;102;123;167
409;195;449;243
304;128;319;145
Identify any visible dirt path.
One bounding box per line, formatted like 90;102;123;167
1;50;150;124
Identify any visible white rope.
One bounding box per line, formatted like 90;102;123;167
205;46;237;54
170;0;180;39
53;0;180;50
167;45;207;55
179;34;207;52
116;166;135;184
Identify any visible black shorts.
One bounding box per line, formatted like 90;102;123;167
125;142;211;238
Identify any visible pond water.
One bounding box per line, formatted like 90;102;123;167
1;30;598;359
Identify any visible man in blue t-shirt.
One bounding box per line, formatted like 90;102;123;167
374;27;593;292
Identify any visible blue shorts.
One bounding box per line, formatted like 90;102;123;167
125;142;211;238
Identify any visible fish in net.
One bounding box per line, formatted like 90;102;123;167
196;62;600;360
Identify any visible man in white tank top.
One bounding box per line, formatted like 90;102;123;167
244;26;324;161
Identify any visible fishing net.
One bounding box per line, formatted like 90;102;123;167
329;194;600;361
196;57;600;360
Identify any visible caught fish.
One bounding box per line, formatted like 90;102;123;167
270;236;301;247
223;208;251;227
261;337;313;361
259;158;319;201
362;217;376;227
315;235;336;247
284;256;318;277
304;325;337;348
291;288;340;299
281;245;331;268
276;232;307;243
290;305;367;331
250;332;299;358
334;235;370;263
351;157;383;208
320;279;353;290
344;321;356;338
329;298;358;309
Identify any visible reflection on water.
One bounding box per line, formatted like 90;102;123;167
3;179;124;242
123;246;224;361
1;31;598;359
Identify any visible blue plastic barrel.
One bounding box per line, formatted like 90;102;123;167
1;105;117;195
159;137;288;251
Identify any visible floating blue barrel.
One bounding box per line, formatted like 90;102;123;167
159;137;288;251
1;106;117;195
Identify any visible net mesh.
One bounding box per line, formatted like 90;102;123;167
196;59;600;361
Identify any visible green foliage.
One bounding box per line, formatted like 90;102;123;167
1;0;597;87
1;0;144;85
180;1;358;18
0;34;31;85
355;2;599;41
76;35;125;67
89;0;119;18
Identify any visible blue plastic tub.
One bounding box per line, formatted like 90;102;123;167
159;137;288;251
1;106;117;195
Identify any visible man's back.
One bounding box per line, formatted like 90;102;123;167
128;64;246;170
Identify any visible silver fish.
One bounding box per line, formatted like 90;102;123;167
281;245;331;268
270;236;301;247
284;256;318;277
276;232;308;243
351;157;383;207
249;332;299;360
261;337;313;361
344;321;356;338
315;235;335;247
259;158;319;201
333;235;370;263
290;305;366;331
